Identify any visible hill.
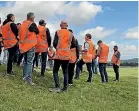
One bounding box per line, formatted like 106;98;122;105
120;58;138;63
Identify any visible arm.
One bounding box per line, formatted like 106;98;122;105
75;39;80;59
10;23;19;41
53;31;58;49
46;28;51;47
115;52;120;64
97;46;101;57
29;23;39;35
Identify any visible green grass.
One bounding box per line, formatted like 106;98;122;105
0;65;138;111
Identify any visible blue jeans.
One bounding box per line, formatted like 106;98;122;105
23;48;35;82
92;59;98;74
99;63;108;82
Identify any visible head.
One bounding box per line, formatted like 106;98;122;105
17;23;21;30
7;14;15;22
27;12;35;22
60;20;68;29
113;46;118;51
97;40;103;46
39;19;46;26
85;33;92;41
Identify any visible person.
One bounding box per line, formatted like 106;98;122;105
68;29;79;85
34;19;51;76
92;49;98;75
96;40;109;83
16;23;24;66
75;34;95;83
49;20;75;92
33;52;39;68
19;12;39;85
48;46;55;69
0;18;3;64
1;14;19;75
111;46;120;82
14;23;21;64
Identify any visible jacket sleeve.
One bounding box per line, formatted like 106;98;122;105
29;23;39;35
53;31;58;49
75;39;80;59
46;28;51;47
10;23;19;41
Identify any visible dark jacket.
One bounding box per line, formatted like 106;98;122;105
46;28;51;47
28;23;39;35
70;38;80;59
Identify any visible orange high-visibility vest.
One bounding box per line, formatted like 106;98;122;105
82;40;95;63
48;48;55;60
69;48;77;63
111;50;120;66
54;29;73;60
19;20;37;54
98;43;109;63
1;22;18;49
35;25;48;52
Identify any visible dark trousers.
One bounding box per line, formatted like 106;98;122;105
75;59;92;82
13;49;19;63
33;52;48;76
53;60;69;89
113;64;119;80
7;44;18;73
68;63;75;84
33;52;39;67
99;63;108;82
17;53;24;66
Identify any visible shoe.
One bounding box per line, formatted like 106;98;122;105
69;83;73;86
113;79;119;82
49;88;61;93
86;80;92;83
74;77;79;80
7;71;15;76
60;88;67;92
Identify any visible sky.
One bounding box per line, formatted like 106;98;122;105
0;1;138;60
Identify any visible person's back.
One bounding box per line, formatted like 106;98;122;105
55;29;73;60
99;43;109;63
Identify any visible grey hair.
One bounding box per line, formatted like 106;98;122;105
27;12;34;20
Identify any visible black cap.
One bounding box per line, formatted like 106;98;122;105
39;19;46;25
114;45;118;48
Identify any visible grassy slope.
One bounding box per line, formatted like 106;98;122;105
0;65;138;111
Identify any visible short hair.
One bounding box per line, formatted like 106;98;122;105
114;45;118;49
97;40;102;44
27;12;34;20
17;23;21;25
85;33;92;39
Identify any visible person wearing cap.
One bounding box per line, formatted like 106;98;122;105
97;40;109;83
19;12;39;85
1;14;19;75
34;19;51;76
75;34;95;83
111;46;121;82
49;20;76;92
68;29;79;85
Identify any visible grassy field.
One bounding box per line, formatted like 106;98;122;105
0;65;138;111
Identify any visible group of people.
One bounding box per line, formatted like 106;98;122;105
0;12;121;93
